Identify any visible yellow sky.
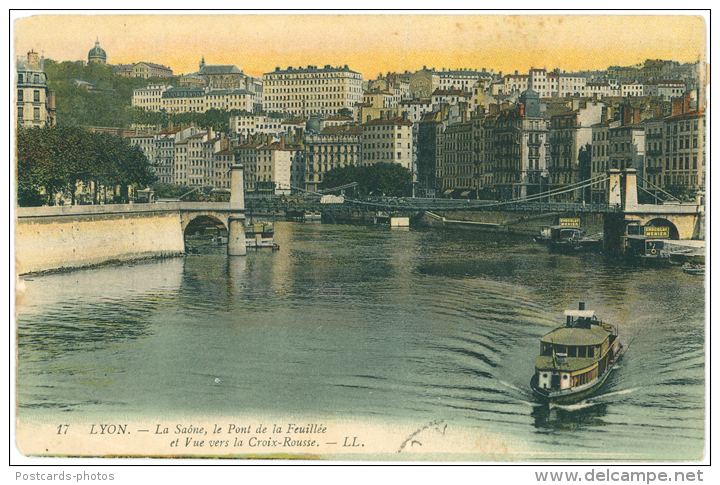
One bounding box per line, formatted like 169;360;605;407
13;13;706;79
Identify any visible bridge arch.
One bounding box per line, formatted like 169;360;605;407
183;214;228;237
644;218;680;240
179;210;231;237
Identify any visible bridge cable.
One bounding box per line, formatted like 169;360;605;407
634;175;681;202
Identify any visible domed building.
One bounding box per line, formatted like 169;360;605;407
88;38;106;64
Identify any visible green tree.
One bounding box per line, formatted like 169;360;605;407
16;125;156;206
319;163;411;197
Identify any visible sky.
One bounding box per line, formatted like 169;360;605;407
13;12;707;79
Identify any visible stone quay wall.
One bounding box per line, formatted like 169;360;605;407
15;204;185;275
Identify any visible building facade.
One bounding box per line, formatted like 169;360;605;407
263;65;364;118
132;83;172;112
361;117;413;171
304;125;362;192
132;62;174;79
547;103;604;200
16;50;55;128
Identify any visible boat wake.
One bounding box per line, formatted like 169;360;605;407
550;387;640;411
496;380;541;407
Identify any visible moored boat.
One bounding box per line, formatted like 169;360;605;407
547;226;582;253
531;303;623;404
681;263;704;276
245;221;280;250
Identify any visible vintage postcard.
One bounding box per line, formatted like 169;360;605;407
12;11;708;471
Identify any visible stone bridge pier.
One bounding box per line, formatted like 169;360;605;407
227;163;246;256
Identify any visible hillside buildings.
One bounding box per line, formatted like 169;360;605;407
17;39;707;201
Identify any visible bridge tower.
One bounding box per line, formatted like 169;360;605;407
604;168;639;252
227;163;246;256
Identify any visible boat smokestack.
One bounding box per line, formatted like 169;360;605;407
579;302;585;311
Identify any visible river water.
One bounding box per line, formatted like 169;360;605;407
15;222;705;461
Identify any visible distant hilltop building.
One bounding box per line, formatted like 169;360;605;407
88;38;107;64
115;61;174;79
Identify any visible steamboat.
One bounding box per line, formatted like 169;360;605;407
530;303;623;404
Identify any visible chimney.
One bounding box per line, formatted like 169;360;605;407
622;104;633;125
27;50;40;70
601;106;609;123
634;108;641;125
654;104;662;119
683;91;692;113
672;97;682;116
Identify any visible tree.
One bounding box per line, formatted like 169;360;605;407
319;163;411;197
16;125;156;206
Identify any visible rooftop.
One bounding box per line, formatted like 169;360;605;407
540;325;610;347
363;117;412;126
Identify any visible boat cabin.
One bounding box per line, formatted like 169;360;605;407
550;226;580;243
535;309;614;392
644;239;666;258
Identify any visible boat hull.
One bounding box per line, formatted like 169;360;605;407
531;345;623;405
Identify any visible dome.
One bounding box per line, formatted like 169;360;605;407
520;88;539;99
88;39;106;64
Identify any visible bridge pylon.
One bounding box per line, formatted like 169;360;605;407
228;163;246;256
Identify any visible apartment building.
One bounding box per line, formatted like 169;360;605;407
586;82;614;99
547;102;604;200
237;139;302;195
644;80;686;100
361;117;413;171
440;119;474;196
437;68;490;93
473;90;550;200
263;64;364;118
229;114;285;142
621;82;645;97
16;50;55;128
417;110;447;195
590;117;621;203
529;68;558;98
161;87;207;113
205;89;254;112
504;72;529;94
132;62;173;79
558;74;587;98
643;116;665;196
431;89;472;107
132;83;172;112
661;94;705;198
398;99;434;123
304;125;362;192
